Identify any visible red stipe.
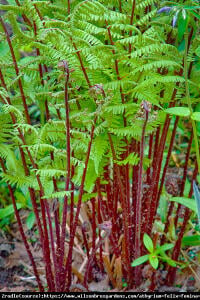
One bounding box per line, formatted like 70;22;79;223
81;225;90;259
125;162;131;232
19;147;45;241
9;185;44;291
32;174;55;291
104;165;113;214
73;42;91;87
20;160;53;270
56;109;62;120
0;75;46;251
91;198;97;262
132;141;139;203
134;106;149;285
0;18;31;124
83;228;109;289
97;187;110;221
167;162;198;285
70;160;75;233
39;192;56;291
27;193;55;290
105;19;127;139
147;133;153;184
157;117;179;202
1;83;49;282
59;62;71;272
64;117;97;291
33;21;50;121
0;68;56;291
0;69;8;92
22;154;55;290
96;180;120;259
33;21;44;87
15;0;32;27
68;0;70;15
105;20;125;106
28;187;44;240
118;0;122;12
174;132;194;228
84;198;98;283
34;3;44;24
152;126;160;169
129;0;136;53
44;200;59;291
131;141;139;257
112;177;119;226
54;202;61;249
96;179;104;271
50;151;60;249
171;54;194;231
146;81;182;234
96;179;120;257
162;131;193;246
0;159;44;292
108;134;132;285
146;116;171;235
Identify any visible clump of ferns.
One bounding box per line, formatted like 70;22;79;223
0;0;199;292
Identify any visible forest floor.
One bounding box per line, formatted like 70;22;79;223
0;216;39;292
0;214;199;293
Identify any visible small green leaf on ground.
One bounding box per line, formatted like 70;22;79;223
131;254;149;267
149;254;159;269
157;243;174;252
143;233;154;253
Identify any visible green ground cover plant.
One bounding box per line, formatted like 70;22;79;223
0;0;200;292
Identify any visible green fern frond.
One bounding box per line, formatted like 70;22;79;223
115;152;139;166
1;172;33;188
105;103;139;115
35;169;67;178
0;144;13;160
91;133;109;174
0;113;13;143
132;60;182;74
130;43;177;58
43;190;72;200
136;9;157;26
136;0;158;10
2;104;25;124
0;5;24;14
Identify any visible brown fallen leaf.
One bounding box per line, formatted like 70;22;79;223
114;256;122;290
0;286;25;292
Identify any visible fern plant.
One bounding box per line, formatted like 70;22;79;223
0;0;200;292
